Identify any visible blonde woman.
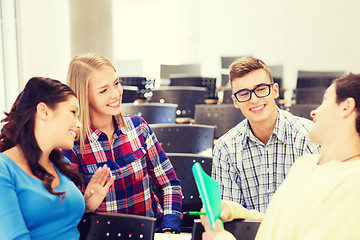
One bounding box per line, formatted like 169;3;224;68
63;53;182;234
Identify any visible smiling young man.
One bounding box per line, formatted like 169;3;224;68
212;57;320;213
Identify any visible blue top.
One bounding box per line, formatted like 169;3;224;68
0;153;85;240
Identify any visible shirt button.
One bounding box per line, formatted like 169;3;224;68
267;189;271;193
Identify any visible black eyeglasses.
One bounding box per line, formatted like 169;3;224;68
233;83;274;102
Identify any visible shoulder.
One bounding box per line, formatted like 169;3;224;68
0;153;17;178
280;109;314;135
123;115;147;128
215;119;247;149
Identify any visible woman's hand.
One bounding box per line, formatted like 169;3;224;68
83;165;115;212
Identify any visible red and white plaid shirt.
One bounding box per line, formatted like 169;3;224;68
63;115;182;232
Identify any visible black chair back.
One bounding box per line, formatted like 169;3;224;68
149;124;215;155
151;153;212;232
119;76;155;99
288;104;319;120
150;86;206;118
122;85;139;103
122;103;178;124
169;75;218;100
191;219;261;240
78;212;156;240
296;70;345;88
295;87;326;105
195;104;245;139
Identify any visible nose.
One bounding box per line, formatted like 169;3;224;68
76;118;82;129
110;87;121;99
248;91;260;103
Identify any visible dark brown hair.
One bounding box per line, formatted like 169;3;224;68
0;77;82;199
229;57;273;85
333;73;360;135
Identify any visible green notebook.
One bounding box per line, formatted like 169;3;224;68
192;162;223;230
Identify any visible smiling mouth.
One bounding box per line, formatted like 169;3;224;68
70;130;77;139
250;104;265;112
108;100;120;107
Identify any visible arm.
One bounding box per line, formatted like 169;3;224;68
142;120;182;233
0;162;31;240
212;140;243;203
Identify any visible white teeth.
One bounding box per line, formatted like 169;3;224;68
70;130;76;138
108;100;119;107
251;105;264;111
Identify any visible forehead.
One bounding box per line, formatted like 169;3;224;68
231;69;271;91
89;68;117;87
325;84;336;96
57;95;79;109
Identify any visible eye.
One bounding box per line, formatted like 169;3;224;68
256;86;267;92
100;89;107;94
239;91;249;97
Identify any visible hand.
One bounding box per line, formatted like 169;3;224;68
200;217;235;240
83;165;115;212
219;201;232;222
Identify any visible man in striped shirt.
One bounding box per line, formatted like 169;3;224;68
212;57;320;213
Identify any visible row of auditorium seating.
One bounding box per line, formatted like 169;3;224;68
122;102;245;139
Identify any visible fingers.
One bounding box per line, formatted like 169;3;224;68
220;201;232;221
200;207;212;232
88;165;111;185
214;219;223;231
104;176;115;191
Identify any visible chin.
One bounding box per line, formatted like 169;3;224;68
308;131;320;145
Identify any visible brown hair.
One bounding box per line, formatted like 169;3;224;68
333;73;360;135
229;57;273;85
0;77;82;199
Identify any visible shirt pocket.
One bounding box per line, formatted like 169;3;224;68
121;147;147;181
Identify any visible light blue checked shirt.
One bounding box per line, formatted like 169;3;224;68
212;108;320;213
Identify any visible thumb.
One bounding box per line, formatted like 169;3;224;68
84;189;94;201
213;219;223;231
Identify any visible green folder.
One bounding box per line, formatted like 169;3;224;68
192;162;223;230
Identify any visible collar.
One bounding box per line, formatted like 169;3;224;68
87;119;122;143
243;107;287;146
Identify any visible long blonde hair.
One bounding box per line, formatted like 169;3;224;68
67;53;126;153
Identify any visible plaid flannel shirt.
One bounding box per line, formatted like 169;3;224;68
63;115;182;232
212;109;320;213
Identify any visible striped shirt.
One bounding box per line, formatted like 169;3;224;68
212;109;320;213
63;115;182;232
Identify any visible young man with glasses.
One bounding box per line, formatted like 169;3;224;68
212;57;320;213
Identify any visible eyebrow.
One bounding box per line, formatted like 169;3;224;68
237;83;270;92
96;77;119;90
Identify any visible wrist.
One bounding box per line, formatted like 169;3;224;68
161;228;180;234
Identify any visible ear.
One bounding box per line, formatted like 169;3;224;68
232;94;241;109
272;83;279;99
36;102;49;121
341;97;356;119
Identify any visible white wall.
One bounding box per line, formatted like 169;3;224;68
112;0;360;91
193;0;360;89
112;0;197;80
18;0;71;84
8;0;360;98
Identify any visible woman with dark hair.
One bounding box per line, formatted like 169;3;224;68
201;73;360;240
0;77;114;240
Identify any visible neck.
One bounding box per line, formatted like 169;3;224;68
91;115;114;133
319;131;360;165
248;111;278;145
